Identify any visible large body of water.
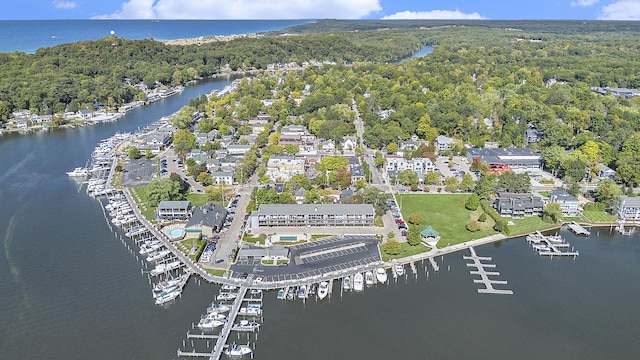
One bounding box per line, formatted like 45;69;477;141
1;21;639;360
0;20;310;54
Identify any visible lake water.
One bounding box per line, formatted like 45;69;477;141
0;20;310;53
0;36;639;359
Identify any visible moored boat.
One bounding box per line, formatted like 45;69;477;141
317;281;329;300
154;290;180;305
276;288;285;300
365;270;375;286
343;276;351;291
197;317;225;329
395;264;405;277
216;292;237;301
353;273;364;291
232;319;261;332
225;343;252;356
298;284;308;299
376;267;388;283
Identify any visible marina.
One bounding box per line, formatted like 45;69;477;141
567;222;591;236
527;231;580;258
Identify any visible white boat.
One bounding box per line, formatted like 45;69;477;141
146;249;171;262
221;284;237;291
317;281;329;300
286;286;295;301
67;167;89;177
249;289;262;295
353;273;364;291
297;284;308;299
239;305;262;316
202;312;227;321
150;260;182;276
365;271;375;286
197;318;225;329
376;267;388;284
154;290;180;305
152;273;189;293
216;292;237;301
225;343;252;356
395;264;405;277
207;303;231;314
232;319;261;332
343;276;351;291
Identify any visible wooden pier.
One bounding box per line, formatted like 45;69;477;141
567;222;590;236
463;247;513;295
428;257;440;272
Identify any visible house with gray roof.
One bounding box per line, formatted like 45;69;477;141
549;189;579;217
466;148;542;170
236;245;289;262
185;203;227;237
156;201;192;220
492;193;543;218
250;204;374;228
436;135;454;151
595;163;616;180
618;196;640;221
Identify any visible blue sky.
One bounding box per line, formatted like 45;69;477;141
2;0;640;20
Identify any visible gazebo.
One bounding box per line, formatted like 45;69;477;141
420;225;441;247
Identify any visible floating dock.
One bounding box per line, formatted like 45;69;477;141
567;222;590;236
463;247;513;295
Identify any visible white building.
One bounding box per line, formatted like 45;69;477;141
618;196;640;221
266;155;305;182
210;171;234;185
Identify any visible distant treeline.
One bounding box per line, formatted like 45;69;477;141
0;29;431;119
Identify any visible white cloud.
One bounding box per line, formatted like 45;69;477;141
570;0;599;7
382;9;486;20
52;1;77;9
599;0;640;19
93;0;382;19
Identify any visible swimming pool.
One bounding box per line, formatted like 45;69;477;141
169;228;185;240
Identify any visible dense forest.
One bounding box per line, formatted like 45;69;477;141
0;28;430;118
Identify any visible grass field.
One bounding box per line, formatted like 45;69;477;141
175;238;205;262
129;186;156;220
396;194;498;247
508;216;557;235
380;243;430;261
186;193;211;207
582;211;617;223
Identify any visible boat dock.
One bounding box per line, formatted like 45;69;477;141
463;247;513;295
527;232;579;258
428;257;440;272
567;222;590;236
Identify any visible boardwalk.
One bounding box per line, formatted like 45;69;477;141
464;246;513;295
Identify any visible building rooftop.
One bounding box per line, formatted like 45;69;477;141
187;203;227;230
252;203;374;216
158;200;191;210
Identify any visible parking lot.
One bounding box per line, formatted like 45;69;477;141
229;235;381;282
120;158;157;187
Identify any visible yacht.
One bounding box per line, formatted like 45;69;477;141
201;312;226;321
221;284;237;291
308;283;317;296
232;320;261;332
365;271;375;286
207;303;231;314
225;343;252;357
216;292;237;301
152;273;189;294
286;286;296;301
154;290;180;305
297;285;308;299
353;273;364;291
342;276;351;291
197;317;225;329
376;267;388;283
146;249;171;262
239;304;262;316
67;167;89;177
317;281;329;300
395;264;405;277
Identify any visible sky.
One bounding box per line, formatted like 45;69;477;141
2;0;640;20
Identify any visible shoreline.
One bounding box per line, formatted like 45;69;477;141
162;33;264;46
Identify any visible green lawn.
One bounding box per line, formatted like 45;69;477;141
396;194;498;247
582;211;617;223
374;215;384;227
175;238;205;262
206;269;226;277
380;243;430;261
508;216;557;235
130;185;156;220
186;193;211;207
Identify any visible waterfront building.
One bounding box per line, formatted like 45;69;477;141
493;192;543;218
250;204;375;228
185;203;227;237
236;245;290;262
156;201;192;220
549;189;580;217
618;196;640;221
466;148;542;170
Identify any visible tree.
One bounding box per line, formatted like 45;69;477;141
542;202;563;224
466;219;481;232
382;237;401;256
407;227;422;246
173;129;196;155
459;173;475;192
386;142;398;153
196;171;213;186
127;146;141;159
593;179;622;212
444;176;459;192
284;143;299;155
374;151;385;168
470;157;486;172
425;171;441;185
146;178;185;207
474;175;496;199
360;186;389;215
478;212;487;222
397;170;419;187
465;193;480;211
408;213;421;225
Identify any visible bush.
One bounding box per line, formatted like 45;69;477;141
478;212;487;222
465;193;480;211
466;219;481;232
